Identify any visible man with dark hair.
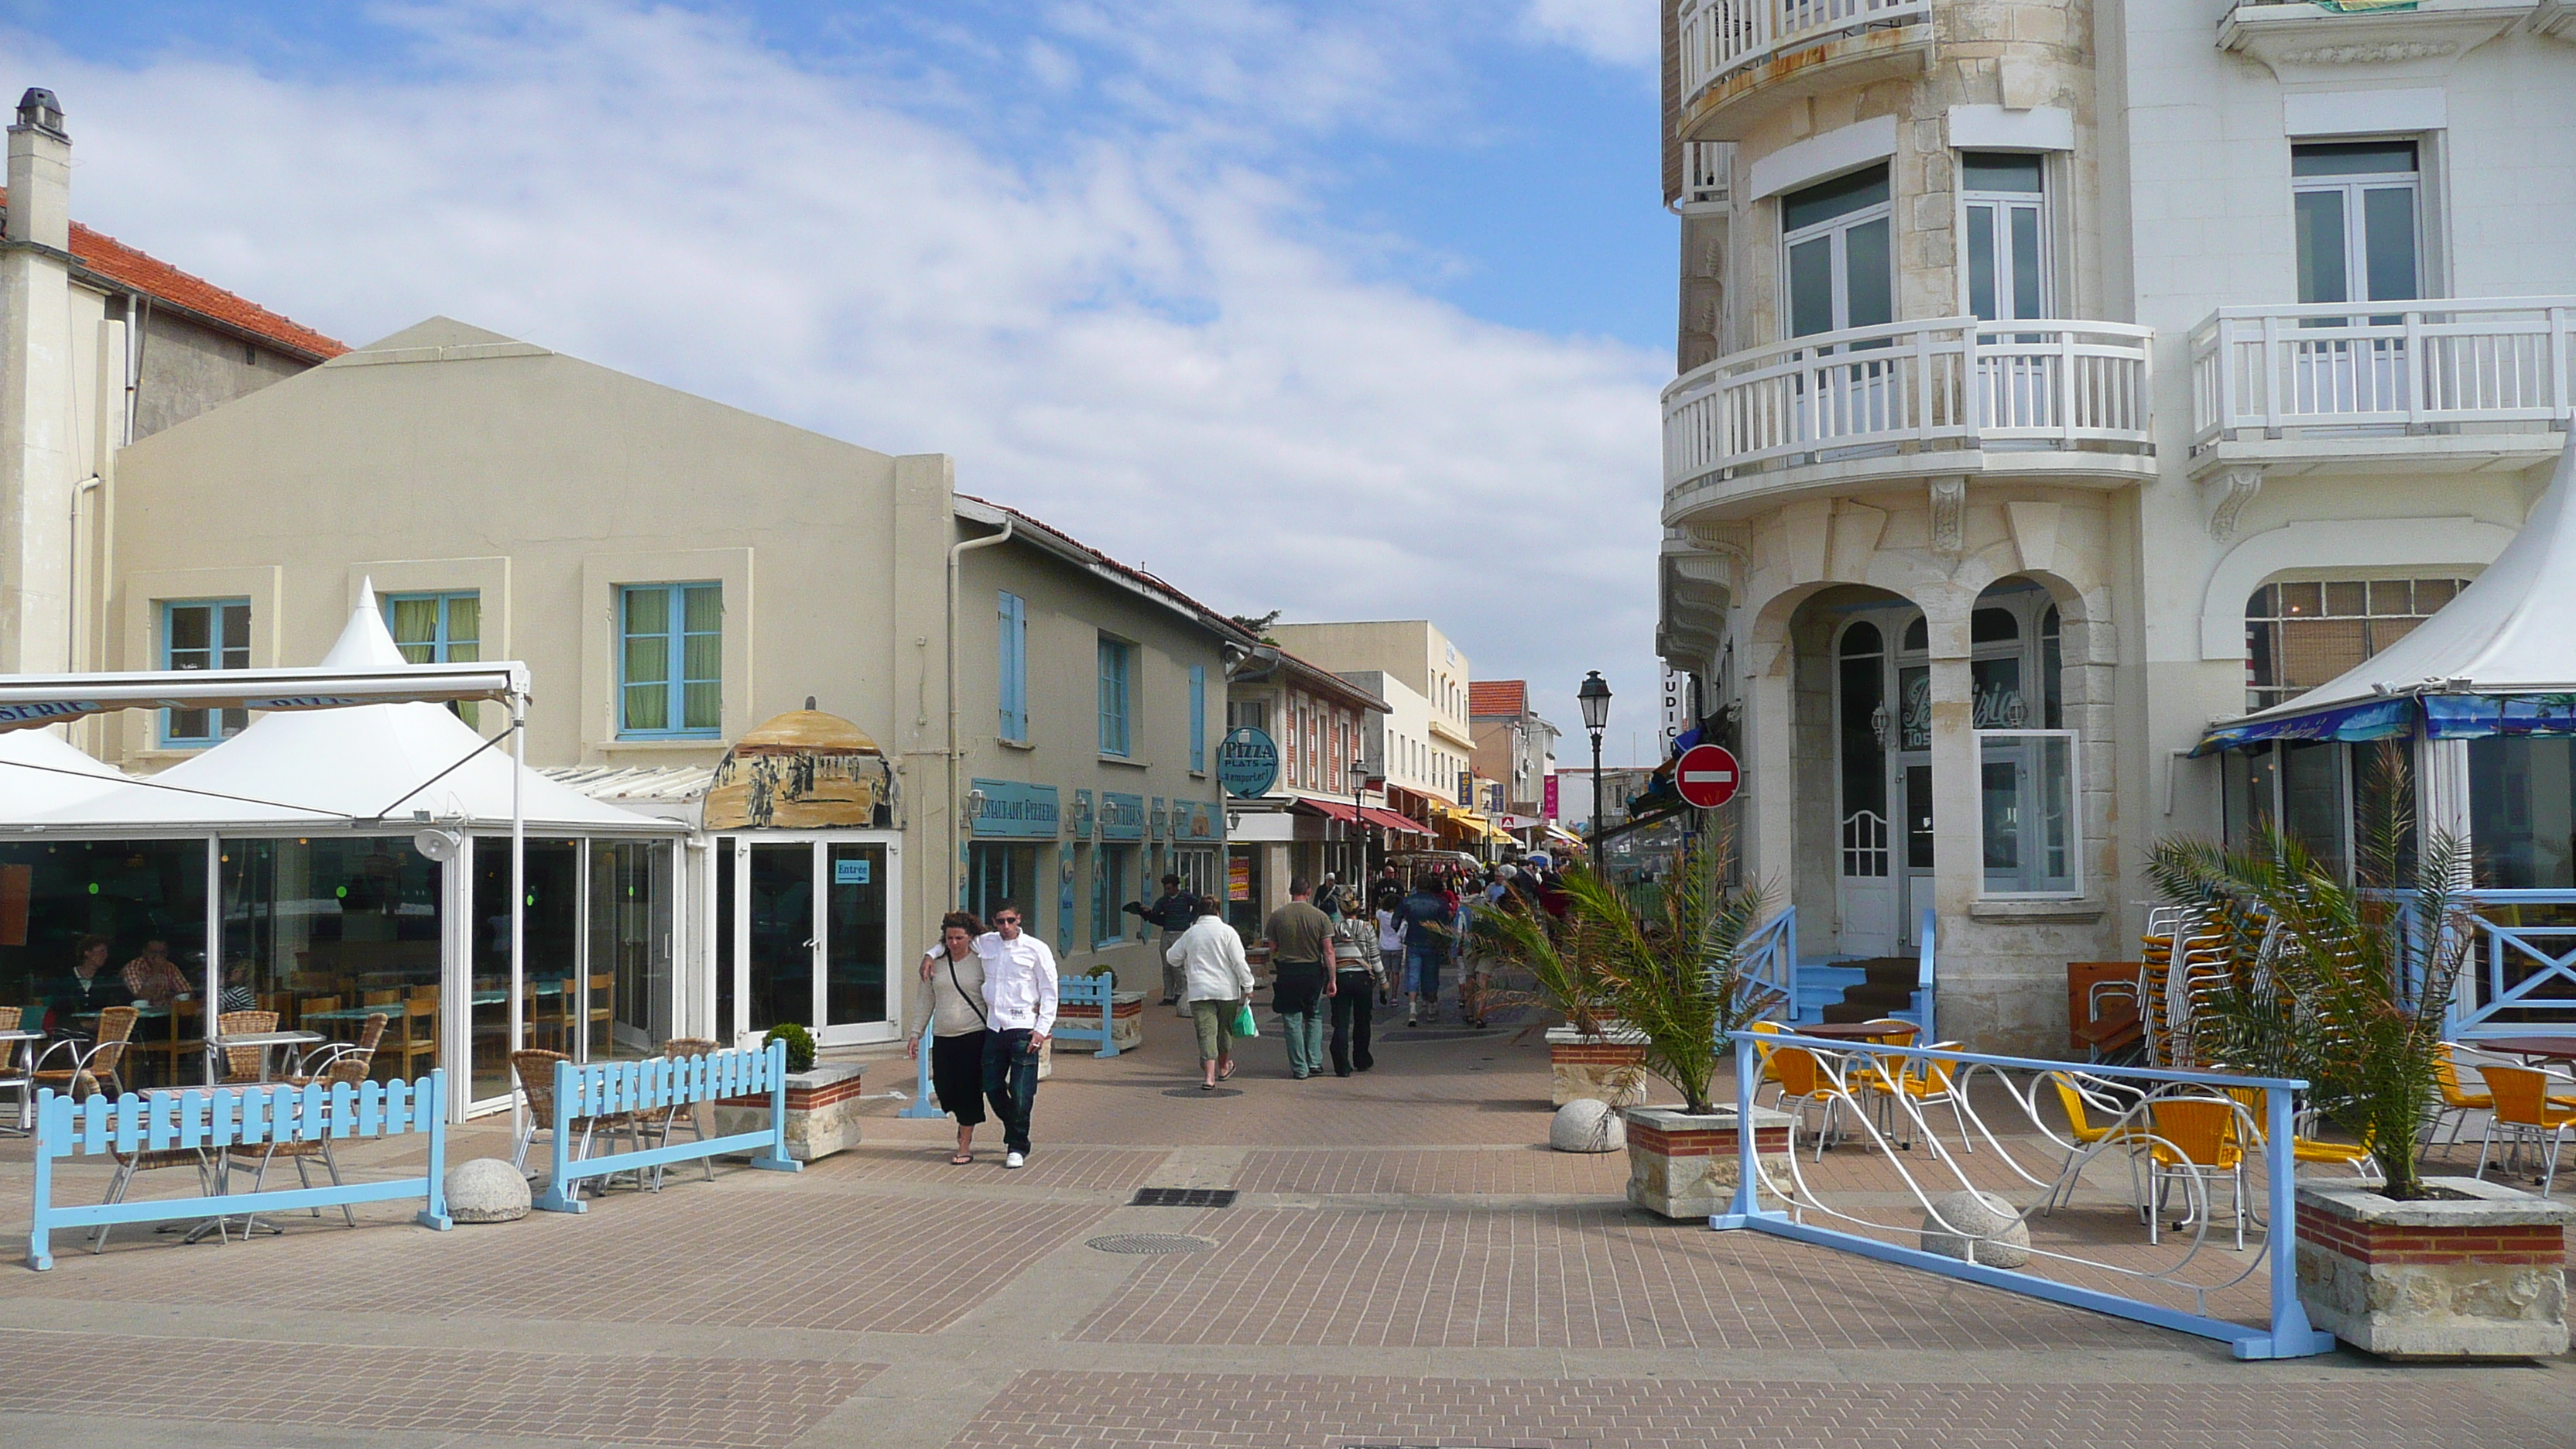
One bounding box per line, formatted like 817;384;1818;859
1126;873;1199;1007
972;902;1057;1169
1262;879;1335;1080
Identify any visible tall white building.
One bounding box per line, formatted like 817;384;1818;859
1656;0;2575;1050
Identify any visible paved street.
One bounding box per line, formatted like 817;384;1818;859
1;1014;2571;1449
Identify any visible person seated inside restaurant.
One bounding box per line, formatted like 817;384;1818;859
121;938;190;1005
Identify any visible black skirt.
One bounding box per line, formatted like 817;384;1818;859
930;1029;990;1125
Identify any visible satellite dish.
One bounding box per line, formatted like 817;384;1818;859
412;828;464;862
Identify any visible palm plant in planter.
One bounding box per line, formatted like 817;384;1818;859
2143;748;2472;1200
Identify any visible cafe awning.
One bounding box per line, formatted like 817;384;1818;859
1362;806;1431;837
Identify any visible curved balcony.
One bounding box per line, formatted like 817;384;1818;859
1677;0;1933;128
1662;317;2158;518
2189;297;2576;478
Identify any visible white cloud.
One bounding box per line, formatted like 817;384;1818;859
1517;0;1660;70
10;0;1670;758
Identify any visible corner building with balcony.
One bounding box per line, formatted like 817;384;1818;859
1656;0;2576;1052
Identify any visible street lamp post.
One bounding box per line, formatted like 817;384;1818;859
1577;671;1612;874
1348;756;1368;882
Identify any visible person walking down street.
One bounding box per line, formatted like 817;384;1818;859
1374;892;1405;1007
1262;879;1335;1080
907;911;991;1164
1167;898;1255;1090
1125;875;1198;1006
1457;879;1488;1030
1399;879;1455;1028
972;903;1057;1169
1327;896;1380;1077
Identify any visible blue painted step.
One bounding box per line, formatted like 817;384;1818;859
1790;956;1923;1027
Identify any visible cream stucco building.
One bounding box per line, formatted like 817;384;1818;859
1656;0;2574;1050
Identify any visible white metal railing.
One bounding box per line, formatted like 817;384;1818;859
2190;296;2576;449
1683;140;1734;208
1678;0;1930;101
1662;317;2154;492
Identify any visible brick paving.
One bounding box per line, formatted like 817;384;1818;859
953;1371;2576;1449
0;1009;2565;1447
0;1328;876;1446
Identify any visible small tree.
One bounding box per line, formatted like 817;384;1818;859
2143;745;2472;1199
1478;834;1776;1115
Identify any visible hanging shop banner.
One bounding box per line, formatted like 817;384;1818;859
1100;791;1146;841
1228;852;1252;901
1218;726;1279;798
969;779;1062;839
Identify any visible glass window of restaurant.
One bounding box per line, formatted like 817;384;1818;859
0;838;209;1086
220;836;440;1084
470;836;676;1100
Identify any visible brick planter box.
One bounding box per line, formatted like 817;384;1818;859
2295;1175;2574;1359
1623;1105;1793;1220
1057;988;1146;1051
712;1063;866;1163
1547;1024;1649;1108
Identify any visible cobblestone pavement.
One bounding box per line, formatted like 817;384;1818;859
0;1006;2567;1448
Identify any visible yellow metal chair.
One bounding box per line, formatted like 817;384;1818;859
1858;1039;1971;1155
2039;1070;2143;1212
2138;1096;2248;1249
1768;1044;1854;1161
2475;1066;2576;1194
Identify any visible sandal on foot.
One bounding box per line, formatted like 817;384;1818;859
1219;1061;1238;1081
949;1152;975;1165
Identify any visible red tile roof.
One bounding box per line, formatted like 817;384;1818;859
0;187;344;359
1469;680;1528;718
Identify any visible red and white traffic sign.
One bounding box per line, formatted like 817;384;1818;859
1674;743;1741;810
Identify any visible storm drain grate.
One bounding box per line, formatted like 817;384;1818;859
1128;1187;1238;1209
1086;1232;1217;1255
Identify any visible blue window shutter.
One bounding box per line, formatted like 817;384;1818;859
1189;665;1207;772
998;592;1026;740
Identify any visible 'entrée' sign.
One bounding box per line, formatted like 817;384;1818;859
1217;727;1278;799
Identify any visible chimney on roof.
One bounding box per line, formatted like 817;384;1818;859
0;83;75;673
5;86;68;249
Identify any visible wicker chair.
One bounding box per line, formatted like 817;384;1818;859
289;1012;388;1087
510;1048;642;1197
32;1005;136;1101
640;1037;722;1188
88;1070;220;1252
212;1010;282;1083
233;1046;374;1231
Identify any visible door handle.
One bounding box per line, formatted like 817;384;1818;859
802;939;819;951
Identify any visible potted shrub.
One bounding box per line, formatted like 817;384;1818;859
1476;882;1646;1107
2147;752;2574;1358
711;1022;868;1162
1486;838;1791;1218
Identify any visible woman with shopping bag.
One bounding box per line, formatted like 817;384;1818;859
1165;896;1256;1091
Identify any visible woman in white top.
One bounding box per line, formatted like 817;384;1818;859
906;911;990;1163
1165;897;1255;1091
1375;902;1406;1006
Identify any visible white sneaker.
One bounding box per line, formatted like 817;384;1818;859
1004;1151;1026;1169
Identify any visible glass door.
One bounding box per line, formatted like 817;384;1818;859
730;834;901;1047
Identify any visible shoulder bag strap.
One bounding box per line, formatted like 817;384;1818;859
947;953;990;1027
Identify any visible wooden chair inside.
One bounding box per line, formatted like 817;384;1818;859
393;990;437;1079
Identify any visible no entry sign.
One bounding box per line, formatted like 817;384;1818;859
1674;743;1740;810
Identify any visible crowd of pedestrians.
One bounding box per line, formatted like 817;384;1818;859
903;854;1575;1149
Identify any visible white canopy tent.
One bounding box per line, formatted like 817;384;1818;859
0;727;127;818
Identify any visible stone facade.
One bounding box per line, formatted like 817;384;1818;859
2294;1177;2574;1360
1547;1025;1649;1108
1623;1105;1794;1220
714;1063;867;1163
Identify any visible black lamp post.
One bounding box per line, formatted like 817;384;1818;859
1348;756;1368;882
1577;671;1612;873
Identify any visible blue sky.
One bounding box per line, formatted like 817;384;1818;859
12;1;1678;764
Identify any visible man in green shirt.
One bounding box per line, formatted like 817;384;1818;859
1262;879;1337;1079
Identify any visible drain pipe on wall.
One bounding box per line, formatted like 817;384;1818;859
947;516;1016;907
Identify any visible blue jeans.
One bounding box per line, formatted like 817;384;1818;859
981;1027;1040;1155
1279;1005;1325;1077
1406;947;1444;1002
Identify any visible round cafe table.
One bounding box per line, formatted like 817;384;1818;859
1780;1020;1921;1043
2474;1036;2576;1067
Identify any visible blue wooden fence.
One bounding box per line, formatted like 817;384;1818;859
27;1073;451;1271
1053;972;1121;1057
534;1041;800;1213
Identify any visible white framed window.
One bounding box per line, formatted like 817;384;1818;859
1782;163;1893;340
162;598;252;746
2293;140;2420;308
1960;152;2049;324
2244;577;2465;713
1976;729;2080;897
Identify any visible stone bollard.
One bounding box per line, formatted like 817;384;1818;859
1919;1189;2031;1268
1550;1098;1627;1153
446;1157;533;1223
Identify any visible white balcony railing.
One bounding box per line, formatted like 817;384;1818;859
1663;317;2155;494
1677;0;1930;103
2191;297;2576;450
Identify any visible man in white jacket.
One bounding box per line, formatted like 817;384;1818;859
1165;897;1256;1091
975;903;1057;1168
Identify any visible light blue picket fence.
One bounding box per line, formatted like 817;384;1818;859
1053;972;1122;1057
27;1073;451;1271
533;1041;800;1213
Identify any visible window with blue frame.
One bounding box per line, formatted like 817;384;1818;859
162;598;251;745
1092;844;1132;947
619;583;722;738
387;591;481;726
999;591;1028;741
1188;665;1207;773
1098;635;1132;757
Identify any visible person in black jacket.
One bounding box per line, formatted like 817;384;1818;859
1125;875;1199;1004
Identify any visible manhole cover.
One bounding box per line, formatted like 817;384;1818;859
1129;1187;1238;1208
1087;1232;1217;1255
1161;1086;1243;1098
